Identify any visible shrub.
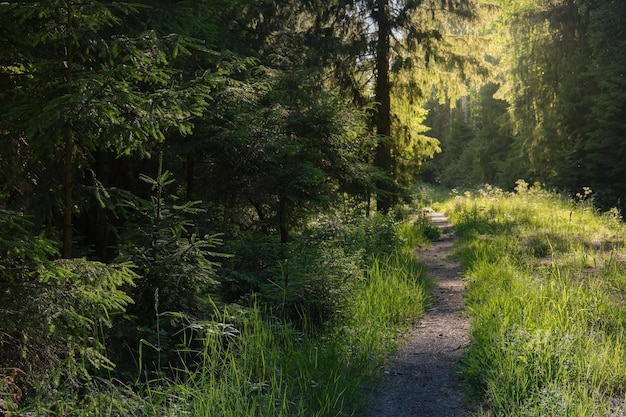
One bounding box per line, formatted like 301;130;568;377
0;209;136;404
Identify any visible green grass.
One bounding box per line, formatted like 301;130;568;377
27;219;431;417
152;248;430;417
173;247;427;417
441;183;626;416
33;180;626;416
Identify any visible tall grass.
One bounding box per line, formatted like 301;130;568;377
443;183;626;416
32;219;431;417
343;251;430;365
157;248;430;417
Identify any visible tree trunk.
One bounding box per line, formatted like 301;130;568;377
62;129;74;258
62;2;74;258
373;0;394;214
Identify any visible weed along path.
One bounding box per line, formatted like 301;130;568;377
359;212;470;417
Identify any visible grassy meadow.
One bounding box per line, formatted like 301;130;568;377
437;182;626;416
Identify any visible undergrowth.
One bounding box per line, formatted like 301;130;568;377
12;214;431;416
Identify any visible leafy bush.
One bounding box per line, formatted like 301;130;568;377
219;212;404;328
349;213;401;260
221;230;363;328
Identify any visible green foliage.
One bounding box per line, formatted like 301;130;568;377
191;68;374;242
415;0;626;221
432;0;626;210
120;161;223;316
442;185;626;416
347;213;403;260
423;81;514;189
439;118;482;187
112;159;229;380
0;209;136;401
0;0;468;413
14;206;432;416
348;251;430;337
401;215;442;244
143;226;428;417
577;0;626;211
220;212;405;328
256;244;362;328
0;1;211;155
293;0;483;212
0;0;214;256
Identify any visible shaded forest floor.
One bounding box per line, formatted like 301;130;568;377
359;213;472;416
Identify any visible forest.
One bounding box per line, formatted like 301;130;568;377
1;0;625;415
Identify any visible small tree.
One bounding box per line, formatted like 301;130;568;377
0;209;136;402
114;157;228;376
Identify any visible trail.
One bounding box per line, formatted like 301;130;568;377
359;213;471;417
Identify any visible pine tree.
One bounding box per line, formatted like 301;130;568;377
304;0;480;212
0;1;212;257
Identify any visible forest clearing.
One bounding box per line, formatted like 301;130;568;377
2;0;626;415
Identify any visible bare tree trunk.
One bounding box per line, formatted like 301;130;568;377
62;1;74;258
373;0;394;214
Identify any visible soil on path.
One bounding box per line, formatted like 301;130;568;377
359;212;471;417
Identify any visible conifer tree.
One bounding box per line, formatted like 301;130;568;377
0;1;212;257
488;0;626;208
305;0;480;212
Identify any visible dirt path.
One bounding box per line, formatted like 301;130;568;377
359;213;471;417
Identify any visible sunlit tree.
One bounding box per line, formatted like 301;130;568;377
304;0;481;211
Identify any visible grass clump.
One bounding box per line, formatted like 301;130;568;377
443;183;626;416
344;251;430;363
149;235;430;417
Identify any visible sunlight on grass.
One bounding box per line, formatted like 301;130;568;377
446;183;626;416
165;249;430;417
17;213;433;417
45;219;431;417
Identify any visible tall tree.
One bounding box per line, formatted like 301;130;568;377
372;0;394;212
495;0;588;185
0;1;212;257
488;0;626;209
306;0;479;212
577;0;626;209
